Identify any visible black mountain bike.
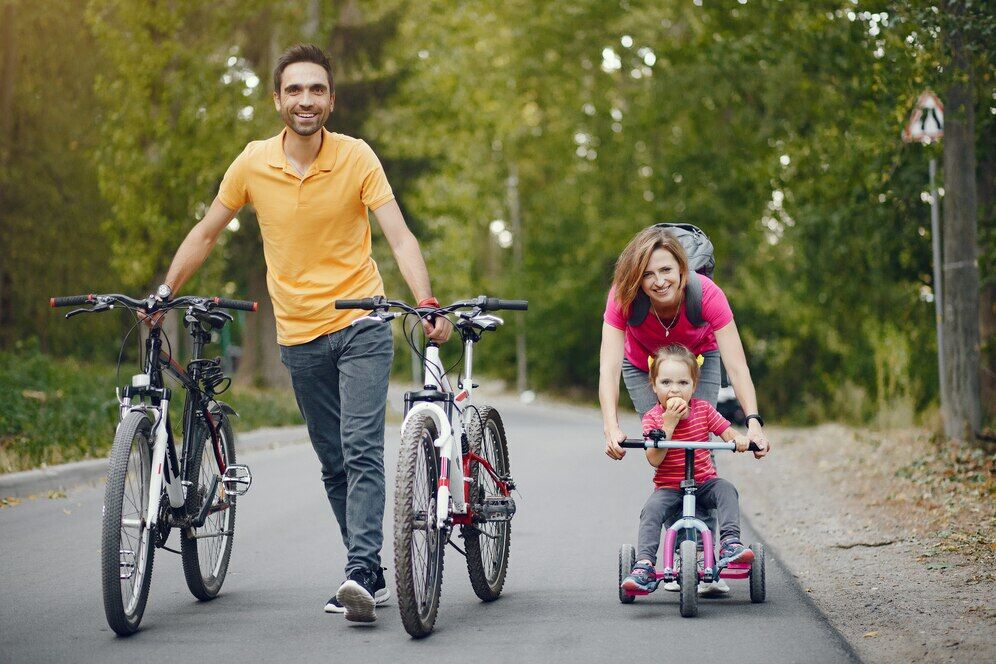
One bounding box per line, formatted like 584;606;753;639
51;293;256;636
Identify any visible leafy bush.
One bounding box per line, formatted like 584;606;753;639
0;343;300;473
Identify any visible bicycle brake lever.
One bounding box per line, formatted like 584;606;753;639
66;303;111;318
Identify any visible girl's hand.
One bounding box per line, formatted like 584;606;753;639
733;434;750;453
747;420;770;458
662;397;687;427
604;424;627;460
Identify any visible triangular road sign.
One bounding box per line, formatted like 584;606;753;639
903;90;944;143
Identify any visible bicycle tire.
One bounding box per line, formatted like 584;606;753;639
180;413;237;600
679;539;698;617
394;413;444;638
618;544;636;604
749;543;766;603
101;412;155;636
464;406;511;602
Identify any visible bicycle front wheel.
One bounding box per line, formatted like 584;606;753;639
394;413;444;638
101;411;155;636
180;413;237;600
464;406;511;601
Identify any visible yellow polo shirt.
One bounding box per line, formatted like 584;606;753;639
218;128;395;345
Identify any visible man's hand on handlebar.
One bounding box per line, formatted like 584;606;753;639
422;315;453;343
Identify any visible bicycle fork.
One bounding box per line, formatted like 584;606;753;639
144;401;185;533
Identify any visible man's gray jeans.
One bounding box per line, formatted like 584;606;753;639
279;318;393;576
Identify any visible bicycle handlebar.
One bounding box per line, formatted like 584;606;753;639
621;439;761;452
50;294;96;308
334;298;379;310
50;293;258;313
334;295;528;313
211;297;258;312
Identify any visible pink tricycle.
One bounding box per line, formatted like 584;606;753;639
617;431;766;617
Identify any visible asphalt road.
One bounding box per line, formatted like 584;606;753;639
1;397;858;663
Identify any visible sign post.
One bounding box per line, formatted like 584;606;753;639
903;90;944;402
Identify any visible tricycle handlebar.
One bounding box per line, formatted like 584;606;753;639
621;439;761;452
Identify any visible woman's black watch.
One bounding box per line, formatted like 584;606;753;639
745;414;765;427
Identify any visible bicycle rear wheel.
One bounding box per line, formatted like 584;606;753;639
180;413;237;600
464;406;511;601
101;412;155;636
394;413;444;638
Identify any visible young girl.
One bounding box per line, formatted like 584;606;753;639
621;344;760;593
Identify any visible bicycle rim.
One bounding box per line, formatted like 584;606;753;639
101;413;155;635
395;415;444;637
181;417;236;599
478;417;510;581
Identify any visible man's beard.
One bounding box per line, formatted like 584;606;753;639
285;109;327;136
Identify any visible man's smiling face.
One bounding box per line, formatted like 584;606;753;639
273;62;333;137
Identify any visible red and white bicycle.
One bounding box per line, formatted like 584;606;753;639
335;295;526;638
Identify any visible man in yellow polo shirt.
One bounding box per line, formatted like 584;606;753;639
155;44;450;624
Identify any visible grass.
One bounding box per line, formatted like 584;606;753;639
0;345;302;474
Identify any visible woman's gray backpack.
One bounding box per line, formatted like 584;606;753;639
626;223;715;328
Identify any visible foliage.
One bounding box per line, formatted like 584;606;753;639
1;0;991;432
0;341;300;473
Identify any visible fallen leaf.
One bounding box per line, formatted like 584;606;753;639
864;631;879;638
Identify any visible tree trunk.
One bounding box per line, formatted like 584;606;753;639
977;102;995;425
940;4;982;440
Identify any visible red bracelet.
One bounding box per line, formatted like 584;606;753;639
417;297;440;308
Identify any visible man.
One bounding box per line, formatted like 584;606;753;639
154;43;451;623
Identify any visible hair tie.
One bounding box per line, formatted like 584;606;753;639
648;355;655;371
696;354;704;367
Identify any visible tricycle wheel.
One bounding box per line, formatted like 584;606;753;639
749;543;765;603
618;544;636;603
679;539;698;617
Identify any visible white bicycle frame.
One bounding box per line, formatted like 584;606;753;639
117;377;186;534
401;331;488;529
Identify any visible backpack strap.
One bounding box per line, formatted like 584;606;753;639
626;272;707;328
684;271;706;327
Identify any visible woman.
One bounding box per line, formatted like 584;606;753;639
600;226;770;460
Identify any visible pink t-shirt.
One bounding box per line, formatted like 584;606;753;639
642;399;731;490
603;274;734;372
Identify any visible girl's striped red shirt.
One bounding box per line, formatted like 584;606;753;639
641;398;731;490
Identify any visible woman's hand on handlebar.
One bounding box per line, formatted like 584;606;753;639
747;420;770;458
604;423;627;460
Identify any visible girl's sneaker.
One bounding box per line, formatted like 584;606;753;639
621;561;658;593
718;539;755;565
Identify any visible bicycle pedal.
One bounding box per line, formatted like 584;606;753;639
478;495;516;522
119;549;136;580
222;464;252;496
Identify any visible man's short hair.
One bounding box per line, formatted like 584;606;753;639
273;44;334;93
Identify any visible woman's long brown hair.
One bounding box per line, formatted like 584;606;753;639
611;227;690;316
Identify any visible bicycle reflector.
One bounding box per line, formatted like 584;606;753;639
132;374;151;388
